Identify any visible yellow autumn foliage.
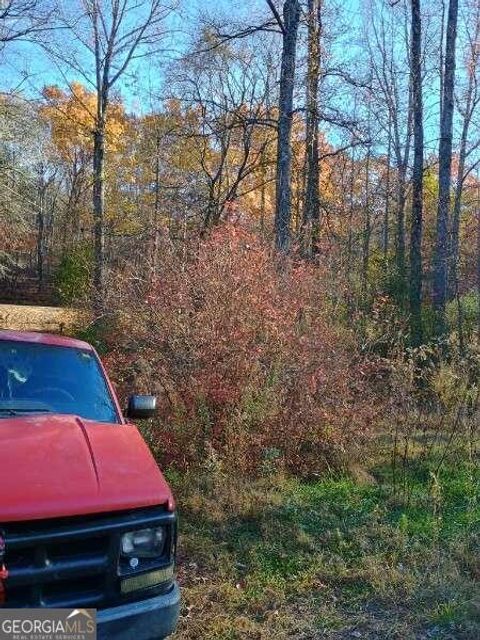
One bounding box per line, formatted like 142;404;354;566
40;82;126;164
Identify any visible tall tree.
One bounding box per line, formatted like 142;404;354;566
54;0;172;304
302;0;322;257
41;83;126;252
361;142;372;298
368;2;412;302
477;170;480;340
449;2;480;301
433;0;459;332
383;110;392;258
267;0;301;252
409;0;424;346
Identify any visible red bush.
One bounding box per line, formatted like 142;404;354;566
103;220;380;476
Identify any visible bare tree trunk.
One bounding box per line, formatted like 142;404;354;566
434;0;459;332
477;172;480;340
346;147;355;320
394;83;412;304
260;155;266;235
383;112;392;258
151;133;161;277
396;163;407;296
93;125;106;301
388;76;412;305
439;0;446;126
449;8;480;300
37;179;45;289
409;0;424;347
449;105;471;301
302;0;322;257
362;145;371;299
274;0;301;252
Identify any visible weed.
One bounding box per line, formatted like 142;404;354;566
171;452;480;639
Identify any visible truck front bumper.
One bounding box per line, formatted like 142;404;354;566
97;583;180;640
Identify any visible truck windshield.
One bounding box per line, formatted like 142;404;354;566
0;340;119;423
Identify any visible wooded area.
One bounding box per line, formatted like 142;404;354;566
2;1;480;637
4;0;480;343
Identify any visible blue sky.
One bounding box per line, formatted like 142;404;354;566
0;0;364;110
0;0;448;158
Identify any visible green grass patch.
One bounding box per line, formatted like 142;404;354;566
171;455;480;639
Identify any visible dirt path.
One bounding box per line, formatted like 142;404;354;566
0;304;87;333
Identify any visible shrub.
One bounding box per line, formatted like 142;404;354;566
102;220;382;476
55;243;93;304
446;290;480;340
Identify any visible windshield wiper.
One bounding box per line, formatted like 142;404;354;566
0;408;52;416
0;408;16;416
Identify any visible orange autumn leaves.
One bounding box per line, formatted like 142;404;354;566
39;83;339;235
103;220;380;476
41;83;126;163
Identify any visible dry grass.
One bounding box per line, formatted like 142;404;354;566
165;452;480;640
0;304;88;333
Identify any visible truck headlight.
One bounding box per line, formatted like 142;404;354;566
121;527;166;558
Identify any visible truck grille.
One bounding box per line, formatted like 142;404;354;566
1;506;176;609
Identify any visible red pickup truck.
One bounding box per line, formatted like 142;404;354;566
0;330;180;639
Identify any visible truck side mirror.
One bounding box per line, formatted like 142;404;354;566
126;395;157;420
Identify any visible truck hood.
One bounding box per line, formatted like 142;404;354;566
0;414;174;522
